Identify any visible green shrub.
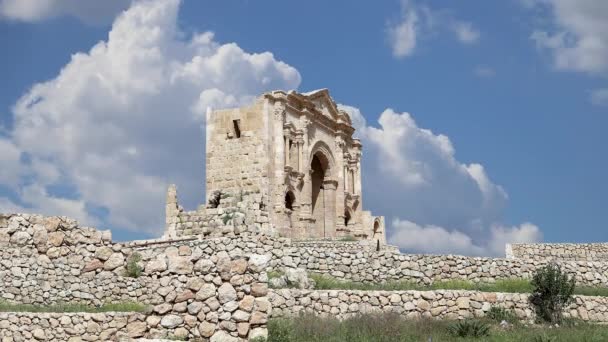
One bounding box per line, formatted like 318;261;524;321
487;306;518;323
447;320;490;338
125;252;142;278
529;264;575;324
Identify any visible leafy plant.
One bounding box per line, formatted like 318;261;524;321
487;306;518;323
529;264;575;324
125;252;142;278
447;320;490;338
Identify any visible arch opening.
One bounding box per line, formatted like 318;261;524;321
344;210;351;227
285;191;295;211
310;153;329;214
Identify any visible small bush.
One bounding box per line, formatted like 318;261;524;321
529;264;575;324
447;320;490;338
125;252;142;278
487;306;518;323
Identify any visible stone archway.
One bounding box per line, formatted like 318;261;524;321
309;144;336;238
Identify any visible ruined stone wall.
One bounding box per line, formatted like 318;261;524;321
269;289;608;322
205;99;270;208
170;191;272;238
0;214;270;341
508;243;608;262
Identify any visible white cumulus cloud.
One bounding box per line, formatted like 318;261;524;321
339;105;540;256
386;0;480;59
390;219;541;256
527;0;608;75
0;0;301;235
0;0;130;24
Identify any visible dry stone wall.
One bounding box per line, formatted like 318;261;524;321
508;243;608;262
0;214;270;341
278;241;608;286
269;289;608;323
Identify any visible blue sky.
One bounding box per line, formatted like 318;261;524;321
0;0;606;255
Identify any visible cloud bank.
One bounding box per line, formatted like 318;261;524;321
340;105;542;256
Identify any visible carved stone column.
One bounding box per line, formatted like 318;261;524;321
322;179;338;238
283;129;291;169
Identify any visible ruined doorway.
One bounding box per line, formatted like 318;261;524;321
311;153;328;237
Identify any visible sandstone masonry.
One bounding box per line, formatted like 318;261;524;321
165;89;387;245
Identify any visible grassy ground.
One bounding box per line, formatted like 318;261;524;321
0;300;147;313
262;314;608;342
308;273;608;297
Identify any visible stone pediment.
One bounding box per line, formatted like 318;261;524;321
267;89;352;128
302;89;352;125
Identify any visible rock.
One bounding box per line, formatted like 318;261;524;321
210;330;239;342
43;216;62;231
248;254;271;272
175;290;195;303
250;327;268;341
0;231;10;244
269;277;287;288
32;225;48;246
178;245;192;256
10;231;30;246
417;299;430;311
239;295;255;312
194;259;215;273
230;258;248;275
95;246;114;261
250;311;267;324
218;283;237;304
456;297;470;309
103;253;125;271
197;284;216;301
251;283;268;297
32;328;46;340
199;321;216;338
187;301;204;315
285;268;313;289
154;303;172;315
168;256;193;274
48;231;65;247
82;259;104;273
145;257;167;273
232;310;251;322
160;315;183;328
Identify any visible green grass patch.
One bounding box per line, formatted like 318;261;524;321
263;314;608;342
0;301;148;313
267;270;285;280
307;273;608;297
